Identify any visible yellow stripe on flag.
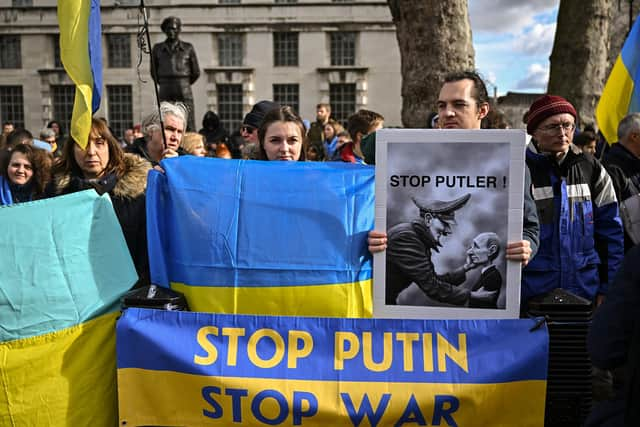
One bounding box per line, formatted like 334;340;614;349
0;312;119;426
171;279;373;318
118;369;547;427
57;0;93;149
596;55;635;144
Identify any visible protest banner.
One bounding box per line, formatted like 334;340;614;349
374;129;526;319
0;191;136;425
146;157;375;317
117;307;548;426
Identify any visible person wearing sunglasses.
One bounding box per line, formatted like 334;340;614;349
241;100;279;146
524;94;623;307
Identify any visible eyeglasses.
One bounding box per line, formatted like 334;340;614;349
538;122;575;135
241;126;256;134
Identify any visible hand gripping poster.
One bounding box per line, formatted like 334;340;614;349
374;129;527;319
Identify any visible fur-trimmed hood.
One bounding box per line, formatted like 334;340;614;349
55;153;152;200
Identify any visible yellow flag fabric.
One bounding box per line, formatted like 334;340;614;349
596;16;640;143
0;312;119;426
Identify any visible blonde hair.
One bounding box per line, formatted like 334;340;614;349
181;132;205;155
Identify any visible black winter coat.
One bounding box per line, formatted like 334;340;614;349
54;154;152;288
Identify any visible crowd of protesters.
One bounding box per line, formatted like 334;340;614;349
2;69;640;425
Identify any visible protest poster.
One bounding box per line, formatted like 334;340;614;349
117;307;548;427
373;129;526;319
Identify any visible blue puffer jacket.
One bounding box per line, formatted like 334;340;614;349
523;143;624;302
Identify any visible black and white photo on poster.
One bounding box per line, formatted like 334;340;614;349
373;129;525;319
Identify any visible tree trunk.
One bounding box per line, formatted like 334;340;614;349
547;0;613;128
388;0;474;128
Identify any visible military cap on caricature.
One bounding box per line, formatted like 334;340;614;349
411;193;471;222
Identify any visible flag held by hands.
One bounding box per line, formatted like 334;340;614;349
57;0;103;149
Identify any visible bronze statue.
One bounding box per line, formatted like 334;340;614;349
151;16;200;131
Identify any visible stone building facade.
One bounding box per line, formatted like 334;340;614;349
0;0;401;139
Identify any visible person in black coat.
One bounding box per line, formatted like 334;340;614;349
51;118;152;288
198;110;228;155
587;244;640;426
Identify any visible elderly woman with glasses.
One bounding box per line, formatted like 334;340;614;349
523;94;623;307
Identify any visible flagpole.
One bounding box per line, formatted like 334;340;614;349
139;0;167;150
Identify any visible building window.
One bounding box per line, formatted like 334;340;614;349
218;34;243;67
275;0;297;3
330;32;356;66
273;32;298;67
107;34;131;68
51;34;63;68
217;84;243;133
329;83;356;125
107;85;133;140
51;85;75;138
0;36;22;69
0;86;25;129
219;0;240;3
273;84;299;114
12;0;33;6
53;35;63;68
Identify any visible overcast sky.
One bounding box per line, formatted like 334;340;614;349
468;0;560;95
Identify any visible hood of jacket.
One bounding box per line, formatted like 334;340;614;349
201;111;220;130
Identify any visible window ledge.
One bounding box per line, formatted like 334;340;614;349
37;67;66;74
316;66;368;73
204;66;255;72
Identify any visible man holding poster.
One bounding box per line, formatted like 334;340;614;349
370;71;539;317
370;71;538;264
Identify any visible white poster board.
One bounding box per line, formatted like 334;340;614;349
374;129;527;319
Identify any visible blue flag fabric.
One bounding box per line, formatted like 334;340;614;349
0;190;137;341
146;157;375;317
0;176;13;205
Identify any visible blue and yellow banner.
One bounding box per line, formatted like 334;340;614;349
146;157;375;317
0;191;137;425
0;190;137;341
1;312;120;426
117;307;549;426
57;0;103;148
596;15;640;143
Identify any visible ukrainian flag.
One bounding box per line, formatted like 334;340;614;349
57;0;103;149
0;191;137;425
596;15;640;143
146;157;375;317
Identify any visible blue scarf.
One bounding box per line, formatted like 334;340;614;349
0;176;13;205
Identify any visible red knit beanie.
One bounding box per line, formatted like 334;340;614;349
526;95;577;135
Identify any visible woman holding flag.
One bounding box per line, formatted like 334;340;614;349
51;118;152;287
